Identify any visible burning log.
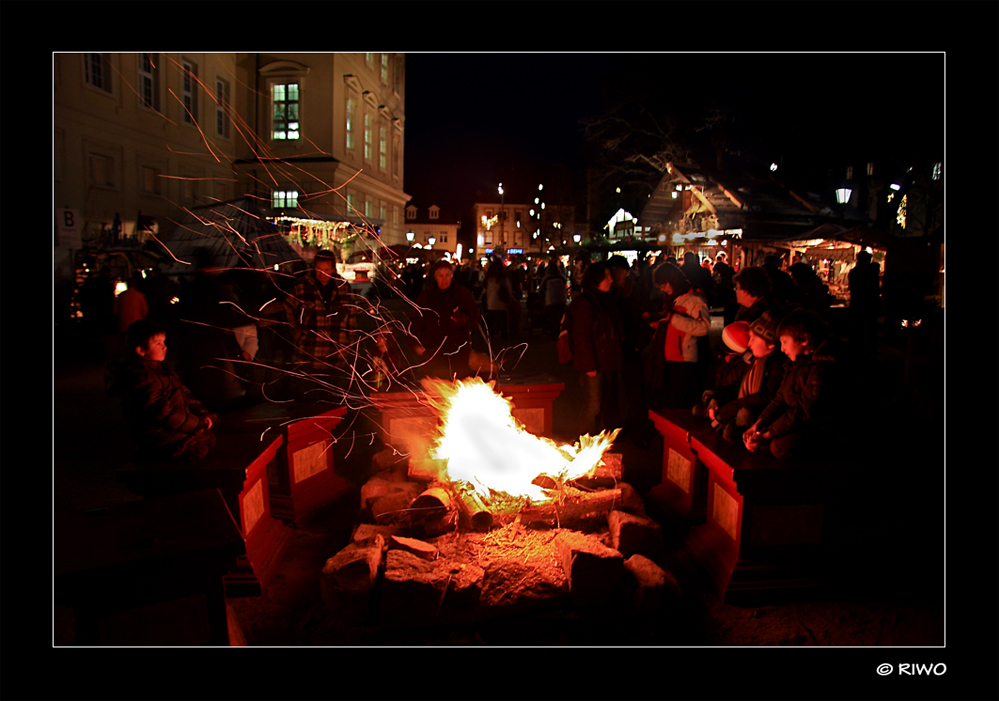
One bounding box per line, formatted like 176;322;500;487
408;485;457;536
520;487;623;527
453;485;497;532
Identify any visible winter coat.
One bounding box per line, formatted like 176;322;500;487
284;271;358;369
105;356;216;456
715;349;788;424
755;338;843;440
570;289;623;374
541;269;568;307
411;280;481;359
661;291;710;363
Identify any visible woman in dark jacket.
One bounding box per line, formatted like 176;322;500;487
410;260;482;380
571;261;623;437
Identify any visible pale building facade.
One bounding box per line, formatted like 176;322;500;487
54;52;408;296
404;204;461;256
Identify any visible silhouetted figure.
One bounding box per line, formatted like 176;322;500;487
848;251;881;357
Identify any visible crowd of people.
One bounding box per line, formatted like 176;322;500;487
558;250;874;461
91;243;879;465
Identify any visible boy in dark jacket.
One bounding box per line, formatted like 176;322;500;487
105;318;217;461
712;309;787;443
743;309;842;459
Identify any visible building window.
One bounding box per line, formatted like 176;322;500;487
273;190;299;209
182;60;199;125
215;77;230;138
932;162;942;180
85;53;113;93
439;232;448;243
393;130;401;179
379;122;387;170
272;83;300;140
381;54;389;83
347;192;357;212
364;113;372;161
429;206;439;220
406;205;417;220
89;153;114;187
183;178;199;203
346;96;356;150
139;53;160;111
380;204;387;221
141;166;161;195
867;162;874;176
365;200;374;218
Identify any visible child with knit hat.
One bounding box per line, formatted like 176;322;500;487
711;309;787;442
692;320;752;419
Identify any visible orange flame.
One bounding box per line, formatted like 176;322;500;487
421;378;620;510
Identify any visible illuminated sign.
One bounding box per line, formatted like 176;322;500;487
507;248;523;255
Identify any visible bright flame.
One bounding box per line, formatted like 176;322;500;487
422;378;620;510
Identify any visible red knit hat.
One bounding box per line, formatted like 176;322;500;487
721;321;751;353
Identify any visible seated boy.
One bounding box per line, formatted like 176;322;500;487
693;320;751;418
742;309;843;460
712;309;786;443
106;318;217;461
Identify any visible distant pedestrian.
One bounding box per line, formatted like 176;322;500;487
571;261;624;437
409;260;481;381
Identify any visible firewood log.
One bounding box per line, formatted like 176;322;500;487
520;488;623;526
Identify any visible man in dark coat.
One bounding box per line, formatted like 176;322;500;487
284;249;359;399
571;261;624;437
409;260;481;380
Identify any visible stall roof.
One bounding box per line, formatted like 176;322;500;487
640;162;871;243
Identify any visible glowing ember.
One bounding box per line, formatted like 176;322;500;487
421;378;620;513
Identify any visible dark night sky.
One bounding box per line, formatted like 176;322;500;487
403;51;945;219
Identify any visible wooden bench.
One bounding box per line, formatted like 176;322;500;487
117;429;293;598
649;409;851;605
55;489;245;645
217;403;354;528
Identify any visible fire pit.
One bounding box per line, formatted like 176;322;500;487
321;379;681;632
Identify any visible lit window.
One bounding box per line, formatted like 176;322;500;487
379;123;387;170
215;78;230;138
364;113;372;161
932;162;942;180
346;96;356;150
272;83;300;140
867;162;874;176
896;194;907;229
273;190;299;209
381;54;389;82
139;53;159;111
85;53;113;93
182;60;199;125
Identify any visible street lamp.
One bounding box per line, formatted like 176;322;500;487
498;183;505;247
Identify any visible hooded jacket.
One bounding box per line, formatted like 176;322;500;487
755;337;844;439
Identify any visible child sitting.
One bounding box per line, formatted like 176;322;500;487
742;309;844;460
105;318;217;461
712;309;787;443
693;320;752;419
